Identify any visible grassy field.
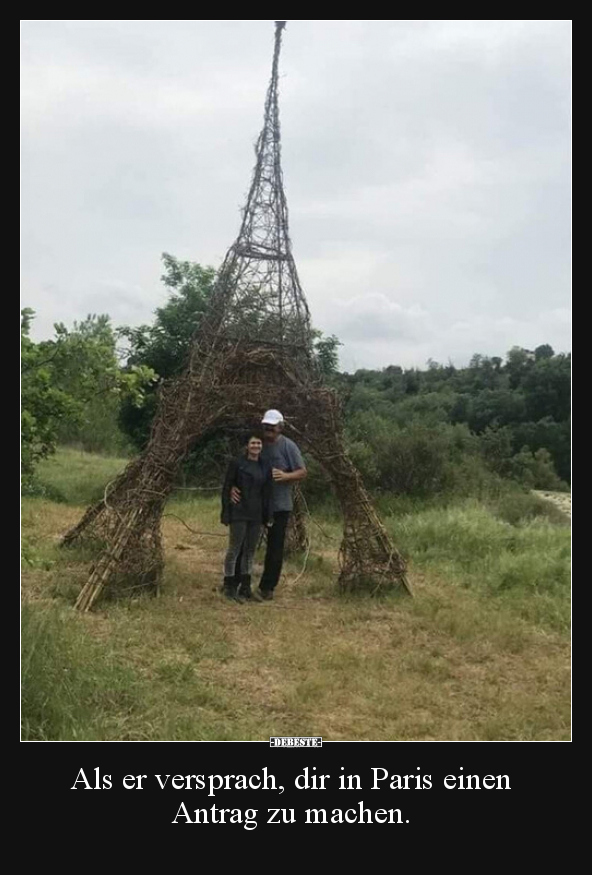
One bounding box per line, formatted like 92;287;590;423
21;448;571;741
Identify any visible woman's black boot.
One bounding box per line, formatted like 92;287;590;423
223;576;240;602
238;574;253;601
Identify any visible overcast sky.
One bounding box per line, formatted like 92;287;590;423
21;20;571;371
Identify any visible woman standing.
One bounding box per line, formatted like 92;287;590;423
221;431;273;602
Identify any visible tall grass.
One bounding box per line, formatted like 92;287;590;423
34;447;129;505
388;500;570;631
21;604;140;740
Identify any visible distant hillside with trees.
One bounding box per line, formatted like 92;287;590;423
22;256;570;499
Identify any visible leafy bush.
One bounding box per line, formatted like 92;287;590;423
508;447;568;491
21;309;153;475
489;491;570;527
20;476;67;504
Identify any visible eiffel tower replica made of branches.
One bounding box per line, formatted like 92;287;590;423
65;21;410;611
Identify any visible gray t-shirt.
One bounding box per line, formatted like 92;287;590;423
261;435;305;513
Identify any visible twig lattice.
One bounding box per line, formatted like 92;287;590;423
64;22;410;610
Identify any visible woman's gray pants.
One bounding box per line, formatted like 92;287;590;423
224;521;262;577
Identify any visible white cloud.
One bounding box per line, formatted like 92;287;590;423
21;19;571;370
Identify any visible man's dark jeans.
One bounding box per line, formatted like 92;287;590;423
259;511;291;592
233;510;291;592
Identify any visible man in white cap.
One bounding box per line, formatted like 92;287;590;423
231;410;307;600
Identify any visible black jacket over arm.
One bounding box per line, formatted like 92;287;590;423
221;456;273;526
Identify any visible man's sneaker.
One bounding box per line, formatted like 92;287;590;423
253;588;273;602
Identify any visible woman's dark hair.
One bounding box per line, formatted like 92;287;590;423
241;428;264;446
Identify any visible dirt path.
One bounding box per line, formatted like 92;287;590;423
534;491;571;520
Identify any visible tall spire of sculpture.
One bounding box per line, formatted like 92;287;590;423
205;20;312;362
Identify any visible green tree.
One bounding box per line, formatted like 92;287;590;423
312;331;342;378
21;310;155;477
506;346;535;389
121;254;217;381
534;344;555;361
49;314;154;452
466;389;527;433
118;255;217;448
522;354;571;423
21;310;76;477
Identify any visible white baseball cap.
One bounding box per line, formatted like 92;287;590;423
262;409;284;426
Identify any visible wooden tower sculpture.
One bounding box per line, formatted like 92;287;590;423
65;21;410;610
